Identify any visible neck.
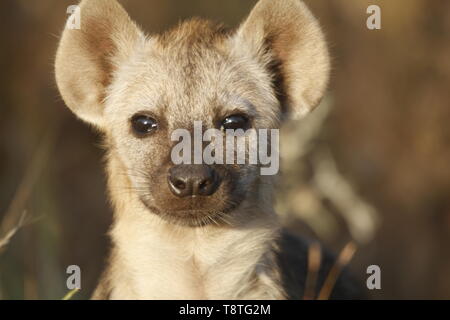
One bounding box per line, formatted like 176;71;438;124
104;155;285;299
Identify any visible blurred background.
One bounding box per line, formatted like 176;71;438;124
0;0;449;299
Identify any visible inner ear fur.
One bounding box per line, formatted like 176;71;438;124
234;0;330;119
55;0;143;128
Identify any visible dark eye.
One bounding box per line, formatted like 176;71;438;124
221;114;250;131
131;114;158;136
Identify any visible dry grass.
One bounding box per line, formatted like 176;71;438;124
0;211;27;254
62;288;80;300
303;241;322;300
317;242;358;300
0;128;56;255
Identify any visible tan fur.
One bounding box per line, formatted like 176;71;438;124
55;0;330;300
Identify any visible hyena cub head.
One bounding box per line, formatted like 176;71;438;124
55;0;329;226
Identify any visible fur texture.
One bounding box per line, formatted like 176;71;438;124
53;0;358;300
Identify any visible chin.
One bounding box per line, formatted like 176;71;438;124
140;198;239;227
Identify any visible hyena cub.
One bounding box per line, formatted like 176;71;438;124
55;0;360;299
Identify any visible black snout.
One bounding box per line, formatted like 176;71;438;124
168;165;220;197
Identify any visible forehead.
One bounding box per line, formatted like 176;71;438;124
106;19;277;128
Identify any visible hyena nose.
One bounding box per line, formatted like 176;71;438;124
168;165;219;198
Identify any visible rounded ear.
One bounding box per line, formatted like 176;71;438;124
233;0;330;119
55;0;144;128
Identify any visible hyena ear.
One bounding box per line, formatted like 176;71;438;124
234;0;330;119
55;0;144;128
